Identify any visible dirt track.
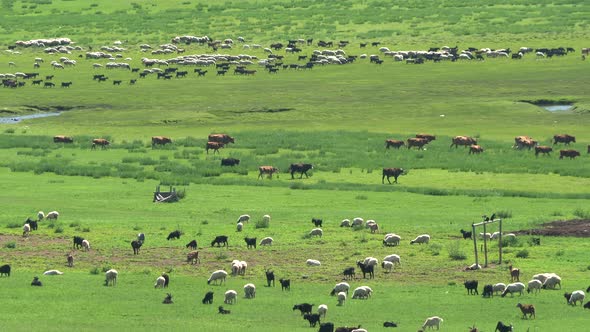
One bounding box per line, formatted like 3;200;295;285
515;219;590;237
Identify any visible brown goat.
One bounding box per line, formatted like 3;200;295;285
516;303;535;319
66;253;74;267
509;264;520;282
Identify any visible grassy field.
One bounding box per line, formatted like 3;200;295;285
1;1;590;331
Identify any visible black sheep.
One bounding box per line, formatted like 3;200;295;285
482;284;493;298
202;291;214;304
318;322;335;332
311;218;323;227
584;301;590;309
265;269;275;287
0;264;10;277
293;303;313;315
167;230;181;240
185;240;197;250
162;293;173;304
26;218;38;231
131;240;142;255
31;276;42;286
162;273;169;288
342;267;355;280
244;237;256;249
303;313;321;327
211;235;228;247
218;306;230;314
464;280;479;295
73;236;85;249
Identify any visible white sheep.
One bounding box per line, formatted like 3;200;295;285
154;276;166;288
479;232;491;240
207;270;228;285
237;214;250;223
533;272;557;284
46;211;59;220
330;282;350;295
410;234;430;244
317;304;328;318
104;269;118;286
262;214;271;224
490;231;501;240
542;275;562;289
340;219;351;227
81;239;90;251
37;211;45;220
43;269;64;275
309;228;323;237
361;286;373;298
422;316;444;330
351;329;367;332
352;286;370;299
383;254;401;266
501;282;526;297
239;261;248;276
493;283;507;295
244;283;256;299
259;237;273;246
23;223;31;237
337;291;346;306
237;222;243;232
352;217;364;227
363;256;378;267
568;290;585;306
306;259;321;266
527;279;542;294
365;219;376;228
224;290;238;304
368;222;379;233
381;261;394;273
231;260;242;276
383;233;401;246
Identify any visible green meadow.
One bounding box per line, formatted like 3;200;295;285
0;0;589;331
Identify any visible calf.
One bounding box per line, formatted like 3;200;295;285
244;237;256;249
303;313;321;327
206;141;224;154
279;278;291;291
312;218;323;227
464;280;479;295
293;303;314;315
167;230;181;240
258;166;279;179
185;239;197;250
202;291;214;304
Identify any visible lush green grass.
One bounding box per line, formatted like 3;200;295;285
1;1;590;331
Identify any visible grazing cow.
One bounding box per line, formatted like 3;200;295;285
514;136;537;150
288;163;313;179
152;136;172;147
187;251;200;264
407;137;429;149
208;134;235;144
560;149;580;159
535;145;553;156
53;135;73;143
280;278;291;291
206;141;224;154
416;133;436;142
343;267;355;280
553;134;576;145
131;240;142;255
469;145;484;154
382;168;404;184
167;230;181;240
221;158;240;166
258;166;279;179
385;139;404;149
0;264;10;277
211;235;228;247
91;138;109;149
244;237;257;249
43;82;55;88
450;136;477;148
186;240;197;250
202;291;214;304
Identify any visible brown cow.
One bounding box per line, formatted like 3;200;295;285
450;136;477;148
416;133;436;142
53;135;73;143
513;136;537;150
385;139;405;149
559;149;580;159
152;136;172;147
382;168;404;184
208;134;235;144
469;145;484;154
553;134;576;145
258;166;279;179
91;138;109;149
535;145;553;157
407;137;428;150
206;141;224;154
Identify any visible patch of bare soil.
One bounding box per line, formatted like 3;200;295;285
514;219;590;237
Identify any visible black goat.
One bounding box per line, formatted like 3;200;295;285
584;301;590;309
318;322;335;332
26;218;38;231
73;236;85;249
162;293;173;304
343;267;355;280
244;237;256;249
383;321;398;327
356;261;374;279
280;278;290;291
186;239;197;250
211;235;228;247
218;305;230;314
303;313;321;327
31;276;42;286
131;240;142;255
202;291;214;304
495;321;513;332
464;280;479;295
0;264;11;277
460;229;472;239
265;268;275;287
482;284;493;298
167;230;181;240
312;218;323;227
293;303;313;315
162;273;169;288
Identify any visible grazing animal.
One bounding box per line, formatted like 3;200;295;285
516;303;535;319
31;276;42;286
67;253;74;267
37;211;45;221
167;230;181;240
318;304;328;318
207;270;228;285
422;316;444;330
416;133;436;142
221;158;240;166
244;237;257;249
25;218;38;231
293;303;314;315
584;301;590;309
542;275;562;289
407;137;429;149
73;236;85;249
154;276;166;288
258;166;279;179
0;264;11;277
356;261;374;279
312;218;323;227
450;135;477;148
535;145;553;156
206;141;224;154
265;268;275;287
527;279;543;294
137;233;145;242
208;134;235;144
46;211;59;220
307;259;321;266
513;136;537;150
343;267;355;280
151;136;172;147
186;251;200;264
279;278;291;291
53;135;73;143
483;284;494;298
381;261;394;273
565;290;585;306
553;134;576;145
309;228;323;238
464;280;479;295
319;323;335;332
501;282;526;297
337;292;347;306
287;163;313;179
237;214;250;223
331;282;350;296
131;240;142;255
202;291;214;304
81;239;90;251
259;237;273;246
383;321;398;328
23;223;31;237
495;321;513;332
509;264;520;282
559;149;581;159
460;229;472;239
244;283;256;299
469;145;484;154
104;269;118;286
304;313;321;327
410;234;431;244
236;222;243;232
162;293;173;304
211;235;229;247
382;168;404;184
218;306;230;314
385;139;405;149
383;233;401;246
91;139;110;149
186;239;197;250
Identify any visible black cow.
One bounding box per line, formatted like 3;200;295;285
202;291;214;304
244;237;256;249
287;163;313;179
293;303;314;315
280;278;291;291
312;218;323;227
464;280;479;295
211;235;228;247
483;284;494;298
167;230;181;240
73;236;85;249
265;268;275;287
221;158;240;166
0;264;10;277
382;168;404;184
131;240;142;255
186;239;197;250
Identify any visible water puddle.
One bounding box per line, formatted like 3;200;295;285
541;105;573;112
0;112;61;124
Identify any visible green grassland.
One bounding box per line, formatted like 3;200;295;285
1;0;590;331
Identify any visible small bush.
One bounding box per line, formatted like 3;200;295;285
4;242;16;249
495;210;512;219
89;267;100;275
69;222;80;228
351;224;364;231
4;128;15;134
516;249;529;258
501;236;521;247
555;250;564;257
6;222;20;229
215;251;228;261
82;227;91;232
255;218;269;229
447;241;467;260
355;195;368;200
133;225;141;231
573;208;590;219
429;243;442;256
54;226;64;233
201;220;208;225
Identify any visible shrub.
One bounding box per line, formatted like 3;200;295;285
355;194;368;200
6;222;20;229
89;267;100;275
4;241;16;249
4;128;15;134
429;243;442;256
501;236;520;247
82;227;91;232
516;249;529;258
447;241;467;260
215;251;228;261
54;226;64;233
255;218;269;229
69;222;80;228
495;210;512;219
573;208;590;219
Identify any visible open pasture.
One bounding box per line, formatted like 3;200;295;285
1;0;590;331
